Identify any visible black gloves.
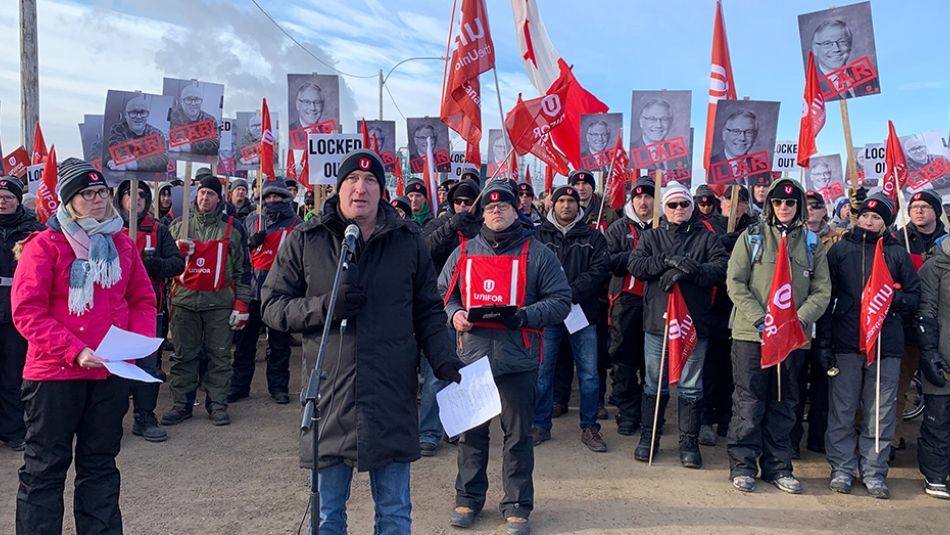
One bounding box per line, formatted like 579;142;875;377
436;359;465;384
664;256;700;276
141;254;163;279
249;231;267;249
660;269;686;292
849;186;868;214
326;283;367;321
920;351;949;388
817;347;837;374
497;309;527;330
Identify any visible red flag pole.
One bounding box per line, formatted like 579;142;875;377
649;302;671;466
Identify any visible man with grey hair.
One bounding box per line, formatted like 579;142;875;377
106;95;169;173
289;83;325;132
632;100;673;149
169;82;220;155
580;120;612;171
811;19;879;98
411;123;438;173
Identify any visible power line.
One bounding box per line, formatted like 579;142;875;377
249;0;378;79
384;82;407;120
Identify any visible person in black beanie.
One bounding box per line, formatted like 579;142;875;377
0;176;43;452
113;180;184;442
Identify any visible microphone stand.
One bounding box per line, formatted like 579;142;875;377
301;238;354;535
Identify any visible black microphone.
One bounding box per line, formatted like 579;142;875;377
342;224;360;260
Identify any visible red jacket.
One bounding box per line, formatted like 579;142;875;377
12;228;156;381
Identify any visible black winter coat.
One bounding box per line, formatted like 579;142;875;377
260;196;458;471
244;201;301;300
818;228;920;358
0;207;44;323
628;211;728;337
605;212;650;301
536;216;609;322
423;210;482;274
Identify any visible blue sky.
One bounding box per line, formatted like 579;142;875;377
1;0;948;182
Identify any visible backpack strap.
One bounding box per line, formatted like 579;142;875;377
803;228;818;276
745;224;764;265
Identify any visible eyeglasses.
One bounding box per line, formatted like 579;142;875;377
697;200;715;207
0;193;18;202
586;131;610;138
771;199;798;208
814;39;850;50
483;202;512;214
666;201;691;209
909;204;934;212
79;188;112;201
517;192;533;197
182;96;203;105
808;202;826;210
454;198;474;206
725;128;757;138
297;98;323;107
641;116;672;125
126;109;149;118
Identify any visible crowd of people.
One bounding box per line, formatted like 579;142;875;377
0;150;948;534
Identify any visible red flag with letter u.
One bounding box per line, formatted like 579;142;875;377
35;145;59;224
796;51;826;168
761;233;808;368
667;284;697;385
505;93;571;176
882;120;906;204
606;131;629;210
860;237;894;364
441;0;494;167
703;0;736;171
260;98;276;181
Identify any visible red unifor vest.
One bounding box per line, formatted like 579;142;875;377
250;220;295;271
443;237;542;352
133;218;164;308
910;253;924;272
178;216;234;292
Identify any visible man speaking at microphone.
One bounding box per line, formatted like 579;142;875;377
261;149;463;534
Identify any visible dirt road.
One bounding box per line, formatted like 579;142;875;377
1;345;947;534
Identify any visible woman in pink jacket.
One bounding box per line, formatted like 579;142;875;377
12;157;156;535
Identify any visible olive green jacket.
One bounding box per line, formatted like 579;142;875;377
917;236;950;395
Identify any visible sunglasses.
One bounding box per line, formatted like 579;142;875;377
697;200;715;207
771;199;798;208
807;202;825;210
453;198;474;206
666;201;691;209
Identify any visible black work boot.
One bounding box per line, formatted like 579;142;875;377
678;397;703;469
132;413;168;443
635;394;667;462
160;405;193;426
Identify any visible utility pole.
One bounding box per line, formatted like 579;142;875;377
20;0;39;152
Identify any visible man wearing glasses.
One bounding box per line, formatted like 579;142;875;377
632;100;685;172
106;95;169;173
410;124;438;173
580;120;612;172
516;182;542;226
629;182;728;469
168;82;220;156
288;83;325;133
726;178;831;494
712;110;758;166
810;19;879;99
439;180;570;534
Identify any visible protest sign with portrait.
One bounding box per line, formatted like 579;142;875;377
288;74;341;149
235;110;279;172
407;117;451;173
162;78;224;164
805;153;846;202
356;119;397;171
102;90;174;183
579;112;623;173
630;90;691;182
79;114;104;171
707;100;780;185
900;131;950;195
798;1;880;102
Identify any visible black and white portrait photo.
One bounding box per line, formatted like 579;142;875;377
798;1;880;101
579;113;622;173
287;74;341;149
707;99;780;185
630;90;691;174
162;77;224;163
102;90;173;182
407;117;451;173
357;119;397;171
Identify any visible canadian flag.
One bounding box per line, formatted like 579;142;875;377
35;145;59;224
32;122;48;165
511;0;562;95
761;233;809;368
860;237;895;364
606;130;630;210
260;98;276;181
796;51;826;168
882;120;907;205
441;0;494;167
666;284;698;385
703;0;736;171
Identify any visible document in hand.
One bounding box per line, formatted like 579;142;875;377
103;360;162;383
437;356;502;438
94;325;164;362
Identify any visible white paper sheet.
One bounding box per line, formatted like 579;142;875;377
437;356;502;438
563;303;589;334
94;326;164;362
103;360;162;383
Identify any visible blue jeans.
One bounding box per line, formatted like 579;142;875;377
419;357;448;445
534;323;600;431
643;333;707;402
312;461;412;535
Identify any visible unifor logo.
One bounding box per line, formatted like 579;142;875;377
490;191;499;202
913;193;922;201
540;94;561;118
359;157;371;170
89;172;101;181
483;279;495;292
784;185;793;195
196;257;206;268
0;181;6;187
868;200;878;209
567;187;575;195
772;283;793;310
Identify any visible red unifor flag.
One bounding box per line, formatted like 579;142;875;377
286;149;297;180
510;150;519;182
360;118;371;150
761;233;809;368
32;122;48;165
393;159;405;196
505;93;571;176
666;284;698;385
36;145;59;224
703;0;736;171
546;59;608;169
260;98;276;181
882;120;907;204
299;148;311;188
796;51;826;168
544;164;554;193
860;236;895;364
523;164;532;185
441;0;494;168
606;130;630;210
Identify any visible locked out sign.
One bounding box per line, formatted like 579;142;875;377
773;140;800;173
307;133;363;185
451;151;477;179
